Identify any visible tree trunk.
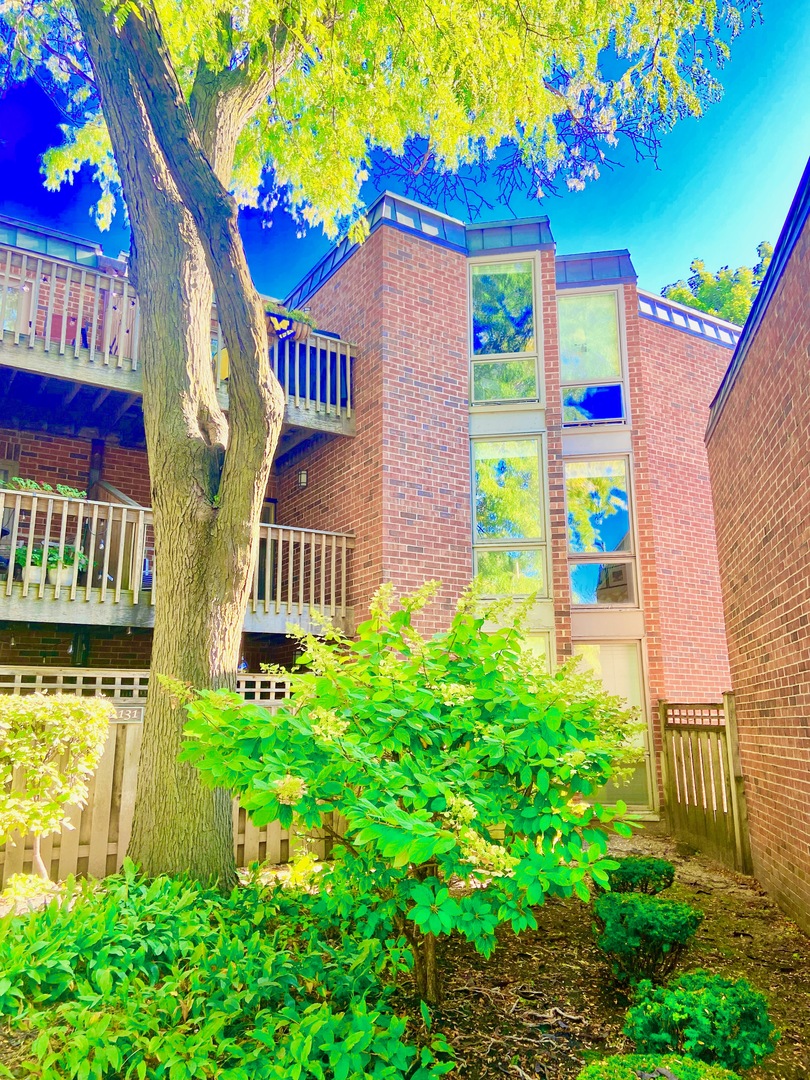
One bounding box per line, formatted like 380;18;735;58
31;834;48;880
71;0;286;884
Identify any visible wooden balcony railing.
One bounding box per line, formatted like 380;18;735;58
0;489;354;628
0;241;355;426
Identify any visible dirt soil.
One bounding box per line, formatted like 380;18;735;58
396;829;810;1080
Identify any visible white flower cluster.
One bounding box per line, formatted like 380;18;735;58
309;706;349;741
443;792;516;874
272;774;308;806
435;682;474;707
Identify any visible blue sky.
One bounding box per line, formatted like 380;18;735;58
1;1;808;300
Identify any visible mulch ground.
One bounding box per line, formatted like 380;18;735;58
395;829;810;1080
1;829;807;1077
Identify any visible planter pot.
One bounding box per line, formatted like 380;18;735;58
47;565;78;588
23;564;46;587
265;312;312;344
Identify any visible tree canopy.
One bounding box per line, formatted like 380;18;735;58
2;0;758;235
662;241;773;325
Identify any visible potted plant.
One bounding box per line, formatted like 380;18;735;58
14;544;89;587
48;544;90;587
264;302;314;344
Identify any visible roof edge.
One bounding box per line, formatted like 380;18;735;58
707;156;810;441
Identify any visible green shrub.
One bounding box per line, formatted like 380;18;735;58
0;693;112;879
625;969;779;1070
182;583;643;1003
593;893;703;983
576;1054;741;1080
602;856;675;894
0;860;453;1079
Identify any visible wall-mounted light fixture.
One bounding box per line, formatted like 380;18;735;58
296;468;308;490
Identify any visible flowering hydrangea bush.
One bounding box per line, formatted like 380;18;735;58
0;693;113;879
182;584;642;1002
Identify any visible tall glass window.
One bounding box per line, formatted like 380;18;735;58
574;641;651;808
470;261;539;404
565;458;636;606
558;291;626;425
472;438;546;596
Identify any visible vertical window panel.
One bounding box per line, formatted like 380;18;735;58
472;261;535;356
473;439;542;541
558;292;622;383
565;458;630;555
573;641;651;808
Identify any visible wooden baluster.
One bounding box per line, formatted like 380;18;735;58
0;249;12;342
263;525;272;615
340;535;347;617
320;532;326;612
326;340;332;415
38;497;54;600
69;502;83;600
293;342;301;409
59;267;71;355
298;530;305;615
286;528;294;613
101;279;114;365
132;510;145;605
89;272;101;362
131;297;140;370
100;504;113;602
43;261;56;352
330;535;337;617
281;340;288;404
274;526;283;615
53;501;68;600
251;534;260;613
303;338;311;412
28;258;42;349
21;495;38;599
74;269;87;359
309;531;316;610
13;255;27;345
0;492;15;596
345;344;352;419
84;503;99;601
315;339;321;414
119;282;130;367
114;508;127;603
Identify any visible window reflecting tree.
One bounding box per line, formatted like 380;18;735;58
472;262;535;355
474;439;542;540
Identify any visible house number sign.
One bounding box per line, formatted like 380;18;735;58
114;705;145;723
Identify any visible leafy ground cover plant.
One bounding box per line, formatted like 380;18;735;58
625;970;779;1070
576;1054;741;1080
0;694;112;878
0;861;451;1079
601;857;675;895
182;584;642;1004
593;893;703;984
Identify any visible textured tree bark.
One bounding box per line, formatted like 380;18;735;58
71;0;286;883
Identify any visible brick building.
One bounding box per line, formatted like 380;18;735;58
0;196;741;814
706;160;810;930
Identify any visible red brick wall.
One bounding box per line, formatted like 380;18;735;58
0;428;91;490
706;216;810;931
0;624;152;667
632;302;732;702
101;445;151;506
277;226;472;634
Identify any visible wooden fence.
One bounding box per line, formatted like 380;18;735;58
0;667;309;886
659;693;752;873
